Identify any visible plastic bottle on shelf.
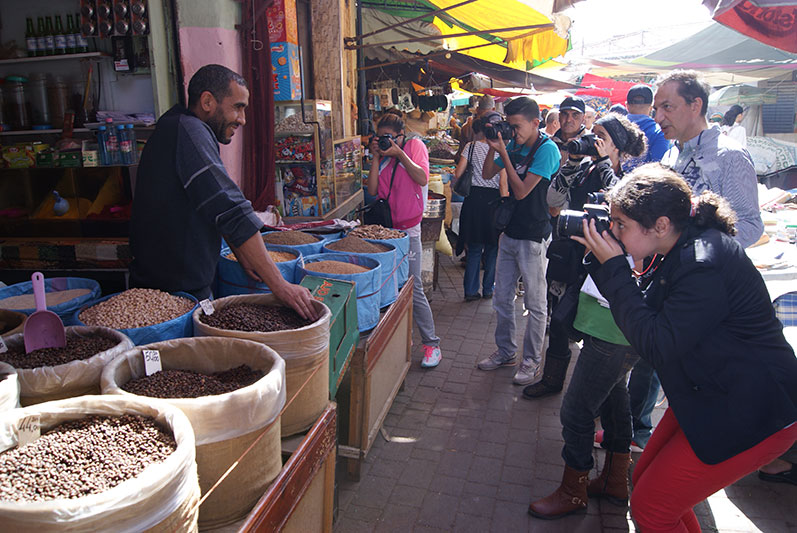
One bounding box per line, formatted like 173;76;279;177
105;117;120;164
26;17;38;57
54;15;67;55
35;17;47;57
96;125;109;165
117;124;132;164
44;16;56;55
125;123;137;164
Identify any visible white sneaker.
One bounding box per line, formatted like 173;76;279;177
477;350;518;371
513;359;539;385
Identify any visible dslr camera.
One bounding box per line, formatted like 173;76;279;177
557;203;611;238
587;191;606;205
374;134;397;151
566;133;599;157
483;120;514;141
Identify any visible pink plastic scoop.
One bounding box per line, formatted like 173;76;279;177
23;272;67;354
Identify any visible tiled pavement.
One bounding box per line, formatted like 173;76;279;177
335;254;797;532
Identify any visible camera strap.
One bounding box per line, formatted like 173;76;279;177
514;133;546;178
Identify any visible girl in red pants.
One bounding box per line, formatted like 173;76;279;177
574;165;797;532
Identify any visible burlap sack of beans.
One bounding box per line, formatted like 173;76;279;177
101;336;286;529
0;395;200;533
3;326;133;406
192;294;331;437
0;362;20;412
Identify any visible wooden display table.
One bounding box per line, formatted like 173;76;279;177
337;279;414;480
237;403;337;532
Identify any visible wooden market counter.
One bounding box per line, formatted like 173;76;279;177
337;278;414;480
236;403;337;533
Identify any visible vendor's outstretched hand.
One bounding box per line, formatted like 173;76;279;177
571;218;624;264
271;281;319;321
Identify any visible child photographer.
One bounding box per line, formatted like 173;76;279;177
367;110;443;368
525;113;647;401
573;164;797;532
528;115;650;520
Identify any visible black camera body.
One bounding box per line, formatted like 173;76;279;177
566;133;599;157
587;191;606;205
483;120;514;141
558;203;611;238
376;134;396;151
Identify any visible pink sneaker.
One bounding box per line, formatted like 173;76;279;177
421;345;442;368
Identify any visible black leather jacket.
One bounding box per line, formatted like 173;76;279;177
587;225;797;464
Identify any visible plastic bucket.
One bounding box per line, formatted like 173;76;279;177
216;245;300;297
73;292;198;346
322;239;398;308
299;253;381;332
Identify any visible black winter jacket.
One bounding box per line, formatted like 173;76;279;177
587;226;797;464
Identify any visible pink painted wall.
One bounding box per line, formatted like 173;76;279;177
178;26;245;187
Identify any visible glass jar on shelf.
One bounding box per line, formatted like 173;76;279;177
47;75;69;129
29;74;52;129
3;76;31;130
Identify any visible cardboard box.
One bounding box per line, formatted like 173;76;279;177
300;275;358;397
266;0;298;45
271;42;302;101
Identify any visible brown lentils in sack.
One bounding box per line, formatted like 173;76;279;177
326;235;389;253
121;365;264;398
263;231;319;245
199;303;313;332
1;334;119;369
0;414;176;502
305;260;370;275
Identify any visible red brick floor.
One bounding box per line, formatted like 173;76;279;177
334;255;797;532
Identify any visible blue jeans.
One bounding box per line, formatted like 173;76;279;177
628;357;660;447
493;234;548;365
464;242;498;297
560;335;639;471
409;234;440;347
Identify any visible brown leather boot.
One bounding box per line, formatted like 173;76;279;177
528;465;589;520
587;451;631;506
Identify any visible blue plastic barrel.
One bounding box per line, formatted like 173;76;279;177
216;245;300;297
0;277;101;326
298;253;380;332
371;231;409;289
72;291;198;345
322;239;398;308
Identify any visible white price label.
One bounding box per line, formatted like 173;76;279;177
143;349;162;376
17;415;40;447
0;335;6;354
200;299;215;315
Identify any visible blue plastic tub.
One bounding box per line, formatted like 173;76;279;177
0;277;101;326
216;245;300;297
373;231;409;289
322;239;398;308
73;291;198;345
298;253;381;332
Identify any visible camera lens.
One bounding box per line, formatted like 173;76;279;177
378;136;392;151
557;210;587;238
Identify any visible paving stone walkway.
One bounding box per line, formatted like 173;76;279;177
335;255;797;532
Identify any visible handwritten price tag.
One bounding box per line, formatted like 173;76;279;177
142;349;162;376
0;335;6;354
200;299;215;315
17;415;40;447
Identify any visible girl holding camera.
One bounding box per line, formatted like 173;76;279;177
367;111;442;368
454;112;508;301
573;165;797;532
528;115;650;519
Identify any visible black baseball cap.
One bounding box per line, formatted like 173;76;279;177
627;84;654;105
559;96;585;114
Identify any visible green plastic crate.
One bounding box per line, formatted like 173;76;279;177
301;275;358;398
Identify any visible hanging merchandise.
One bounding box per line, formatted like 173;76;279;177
378;88;394;109
396;89;415;113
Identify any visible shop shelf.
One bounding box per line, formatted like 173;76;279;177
0;52;109;66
